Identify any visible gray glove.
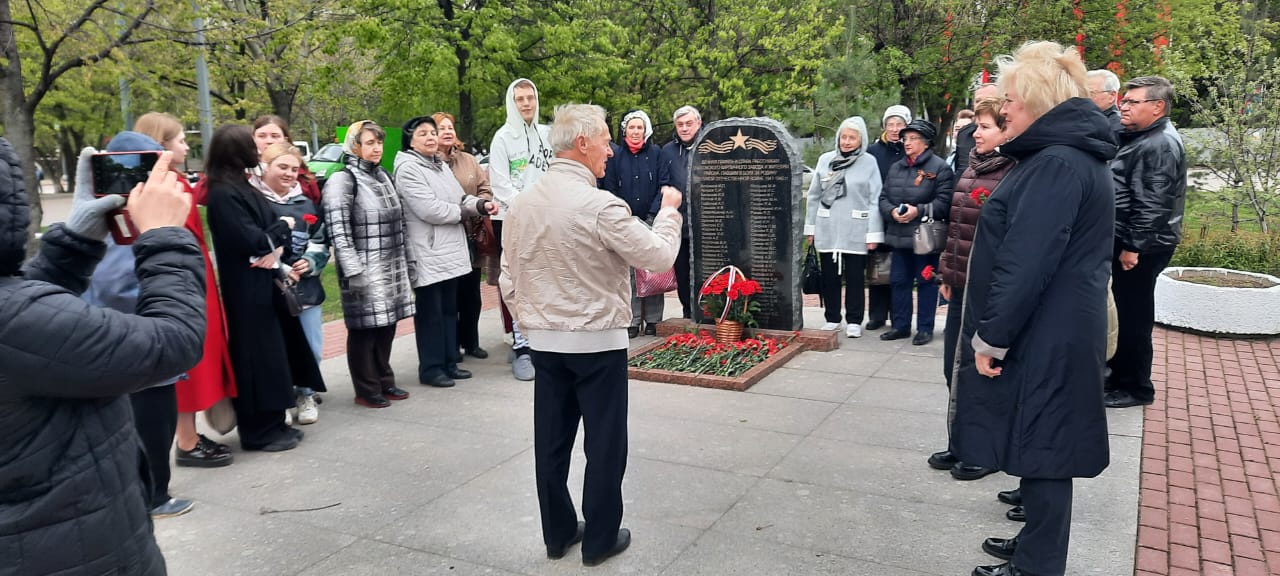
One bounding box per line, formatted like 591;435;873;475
66;147;126;241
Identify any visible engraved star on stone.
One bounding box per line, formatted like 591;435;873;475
730;129;750;150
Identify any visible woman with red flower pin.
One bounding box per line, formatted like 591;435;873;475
249;142;331;425
928;95;1015;482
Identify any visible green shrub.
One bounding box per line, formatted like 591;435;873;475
1171;231;1280;277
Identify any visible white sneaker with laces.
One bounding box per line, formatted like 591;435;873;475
297;394;318;425
820;322;841;331
846;324;863;338
284;408;293;426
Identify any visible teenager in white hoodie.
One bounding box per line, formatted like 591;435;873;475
489;78;553;381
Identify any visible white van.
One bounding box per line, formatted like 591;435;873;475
292;141;312;163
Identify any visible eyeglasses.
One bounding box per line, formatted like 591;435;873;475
1118;98;1160;108
901;135;925;143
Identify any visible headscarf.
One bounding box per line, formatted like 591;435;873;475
620;109;653;154
819;117;869;208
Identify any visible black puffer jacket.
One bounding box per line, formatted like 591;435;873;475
0;139;207;575
878;150;956;250
1111;116;1186;253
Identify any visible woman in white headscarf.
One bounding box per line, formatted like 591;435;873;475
804;116;885;338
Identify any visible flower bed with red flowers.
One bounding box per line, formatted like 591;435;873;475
628;330;796;378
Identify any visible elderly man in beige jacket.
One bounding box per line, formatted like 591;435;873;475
500;103;682;567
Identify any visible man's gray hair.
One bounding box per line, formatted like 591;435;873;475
1087;69;1121;93
549;103;608;153
1124;75;1175;114
673;105;701;123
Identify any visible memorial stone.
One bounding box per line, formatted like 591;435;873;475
689;117;803;331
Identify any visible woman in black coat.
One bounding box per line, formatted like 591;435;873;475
877;119;955;345
952;41;1117;576
206;124;325;452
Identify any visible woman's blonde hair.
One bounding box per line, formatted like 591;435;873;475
260;142;304;166
133;112;183;148
973;96;1007;129
995;41;1087;120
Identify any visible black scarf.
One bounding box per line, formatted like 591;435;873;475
819;148;861;208
967;148;1013;176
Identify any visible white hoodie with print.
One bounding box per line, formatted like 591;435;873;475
488;78;553;221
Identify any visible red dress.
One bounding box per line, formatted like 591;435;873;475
176;174;238;411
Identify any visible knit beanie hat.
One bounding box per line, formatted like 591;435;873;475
401;116;436;152
882;105;913;125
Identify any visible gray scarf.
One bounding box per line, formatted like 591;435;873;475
819;150;860;208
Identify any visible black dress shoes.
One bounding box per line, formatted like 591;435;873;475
547;521;585;559
912;331;934;346
865;320;886;330
1104;389;1154;408
421;373;456;388
446;368;472;380
1006;505;1025;522
880;329;910;341
997;488;1022;506
643;324;657;336
928;450;959;470
465;347;489;359
382;386;410;400
951;462;997;480
627;326;640;339
175;435;234;468
583;528;631;567
982;536;1017;560
354;395;391;408
973;562;1031;576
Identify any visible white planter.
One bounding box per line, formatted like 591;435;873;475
1154;267;1280;336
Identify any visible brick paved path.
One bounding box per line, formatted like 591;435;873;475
319;283;502;360
1135;327;1280;575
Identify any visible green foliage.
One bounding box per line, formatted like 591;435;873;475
1172;231;1280;276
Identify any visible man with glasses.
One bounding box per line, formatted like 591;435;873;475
1105;75;1186;409
1086;69;1123;133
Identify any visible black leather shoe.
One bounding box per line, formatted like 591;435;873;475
912;331;934;346
982;536;1017;560
1104;389;1153;408
997;488;1022;506
951;462;997;481
644;324;657;336
1006;505;1025;522
465;347;489;359
175;438;234;468
583;528;631;567
879;329;910;341
446;368;472;380
627;326;639;339
382;386;410;400
865;320;886;330
354;395;391;408
928;450;959;470
547;521;585;559
973;561;1029;576
421;373;456;388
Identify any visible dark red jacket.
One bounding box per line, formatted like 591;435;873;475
938;154;1013;288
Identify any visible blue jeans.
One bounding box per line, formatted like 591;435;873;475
297;305;323;397
889;249;939;334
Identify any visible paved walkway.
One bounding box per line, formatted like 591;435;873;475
1134;328;1280;576
153;298;1141;575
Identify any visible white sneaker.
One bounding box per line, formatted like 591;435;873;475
820;322;841;331
512;353;535;381
296;394;318;425
846;324;863;338
284;409;293;426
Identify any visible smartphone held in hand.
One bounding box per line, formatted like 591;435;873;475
91;151;160;244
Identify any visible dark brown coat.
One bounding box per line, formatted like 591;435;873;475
938;154;1013;287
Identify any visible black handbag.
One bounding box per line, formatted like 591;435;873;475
866;249;892;286
802;243;822;295
913;204;948;255
267;235;304;317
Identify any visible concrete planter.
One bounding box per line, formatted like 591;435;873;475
1154;267;1280;337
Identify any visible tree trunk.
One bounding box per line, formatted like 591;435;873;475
0;0;42;255
268;86;294;126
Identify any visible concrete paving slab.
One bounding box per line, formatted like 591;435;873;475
629;414;804;476
154;501;357;575
658;528;934;576
630;381;839;436
783;348;895;376
871;352;948;384
810;404;949;452
846;376;949;416
296;540;524;576
746;367;868;403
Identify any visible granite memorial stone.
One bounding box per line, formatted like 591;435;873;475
689;117;803;331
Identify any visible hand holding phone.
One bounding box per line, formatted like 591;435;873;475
124;151;191;235
92;150;162;244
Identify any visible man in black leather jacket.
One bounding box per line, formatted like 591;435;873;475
1105;75;1187;409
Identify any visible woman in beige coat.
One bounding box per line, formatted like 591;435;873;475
434;112;494;360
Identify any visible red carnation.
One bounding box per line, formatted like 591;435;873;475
970;187;991;206
921;265;935;281
302;213;318;226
